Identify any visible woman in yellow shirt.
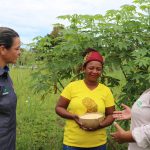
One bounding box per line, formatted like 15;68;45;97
55;48;115;150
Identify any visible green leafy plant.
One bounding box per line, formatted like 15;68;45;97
30;1;150;149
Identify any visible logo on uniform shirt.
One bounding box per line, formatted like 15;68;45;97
136;98;142;108
0;85;9;96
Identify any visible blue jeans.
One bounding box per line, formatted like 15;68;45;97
63;144;106;150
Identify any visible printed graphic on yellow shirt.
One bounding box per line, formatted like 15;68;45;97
82;97;98;113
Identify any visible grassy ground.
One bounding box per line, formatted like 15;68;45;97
10;68;64;150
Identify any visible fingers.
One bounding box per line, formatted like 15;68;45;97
76;119;82;126
110;131;115;136
110;131;119;142
121;103;129;109
113;113;124;120
110;122;125;144
79;124;98;131
113;122;124;132
73;115;83;126
81;127;94;131
113;110;122;114
113;111;123;119
111;132;124;144
113;103;130;120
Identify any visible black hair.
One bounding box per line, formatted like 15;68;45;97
0;27;19;49
82;48;97;57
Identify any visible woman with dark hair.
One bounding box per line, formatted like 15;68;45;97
55;48;115;150
0;27;21;149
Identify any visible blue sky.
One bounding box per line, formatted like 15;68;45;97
0;0;133;45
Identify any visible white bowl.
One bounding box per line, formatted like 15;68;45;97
79;113;104;129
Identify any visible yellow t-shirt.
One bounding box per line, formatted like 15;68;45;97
61;80;115;148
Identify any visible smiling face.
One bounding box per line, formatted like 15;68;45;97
0;37;21;66
83;61;103;82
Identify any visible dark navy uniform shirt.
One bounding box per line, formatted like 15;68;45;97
0;66;17;150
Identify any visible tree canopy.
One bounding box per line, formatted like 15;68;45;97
31;0;150;105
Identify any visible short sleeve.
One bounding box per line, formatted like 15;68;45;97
60;83;72;100
104;88;115;107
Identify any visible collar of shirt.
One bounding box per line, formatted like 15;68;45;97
0;66;9;77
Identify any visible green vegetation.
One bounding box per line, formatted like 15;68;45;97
16;48;36;67
31;0;150;108
11;0;149;149
10;68;64;150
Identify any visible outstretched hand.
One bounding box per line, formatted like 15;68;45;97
110;122;126;143
113;104;131;120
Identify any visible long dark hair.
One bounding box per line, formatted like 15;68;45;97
0;27;19;49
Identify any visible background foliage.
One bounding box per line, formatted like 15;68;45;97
31;0;150;105
16;0;150;149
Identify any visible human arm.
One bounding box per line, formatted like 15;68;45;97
111;122;150;148
55;96;81;126
99;106;115;128
96;87;115;129
113;103;131;120
99;87;115;128
110;122;135;143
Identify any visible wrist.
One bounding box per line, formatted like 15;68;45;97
124;131;135;142
71;114;78;120
99;122;105;129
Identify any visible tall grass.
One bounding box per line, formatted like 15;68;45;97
10;68;64;150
